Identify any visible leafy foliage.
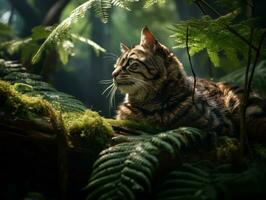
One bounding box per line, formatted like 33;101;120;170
0;23;105;66
71;33;106;56
143;0;166;8
85;127;207;199
0;22;15;42
170;10;266;67
86;124;266;200
0;58;115;154
31;0;138;64
156;161;266;200
220;60;266;97
0;59;86;112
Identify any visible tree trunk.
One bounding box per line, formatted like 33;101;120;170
87;14;111;115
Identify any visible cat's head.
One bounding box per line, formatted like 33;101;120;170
112;26;184;100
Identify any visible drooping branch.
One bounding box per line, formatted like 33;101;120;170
246;30;266;99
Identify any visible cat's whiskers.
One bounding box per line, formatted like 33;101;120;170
105;52;118;58
102;83;115;95
101;81;117;109
103;53;118;64
106;84;115;97
99;79;113;85
109;86;117;108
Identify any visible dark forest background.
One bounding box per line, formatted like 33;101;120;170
0;0;266;116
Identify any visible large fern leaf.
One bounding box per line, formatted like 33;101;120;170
85;127;207;199
157;161;266;200
31;0;136;64
0;59;86;113
170;10;266;68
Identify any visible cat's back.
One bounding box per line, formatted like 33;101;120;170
195;77;266;137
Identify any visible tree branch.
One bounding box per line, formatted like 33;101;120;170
186;26;197;105
240;26;253;157
246;30;266;101
43;0;71;26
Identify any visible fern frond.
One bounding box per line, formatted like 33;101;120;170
32;0;133;64
170;10;266;68
143;0;166;8
86;127;207;199
0;59;86;113
156;160;266;200
92;0;112;23
32;0;95;64
0;22;14;42
71;33;106;55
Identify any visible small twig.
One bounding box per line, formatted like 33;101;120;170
186;26;197;105
43;0;71;26
239;29;266;157
195;0;259;52
246;29;266;99
208;60;213;80
240;26;253;157
198;0;222;17
195;1;208;15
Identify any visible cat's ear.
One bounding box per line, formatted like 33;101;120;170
140;26;157;49
120;43;129;53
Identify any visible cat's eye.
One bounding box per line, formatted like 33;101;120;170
128;63;139;71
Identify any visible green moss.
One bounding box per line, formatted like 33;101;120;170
0;80;58;120
107;119;163;134
0;80;114;152
63;110;114;150
216;136;241;163
13;82;33;93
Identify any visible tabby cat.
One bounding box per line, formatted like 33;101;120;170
112;26;266;140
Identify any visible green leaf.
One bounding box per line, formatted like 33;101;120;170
143;0;166;8
0;22;14;39
169;10;258;68
207;49;220;67
86;127;206;199
58;45;69;65
31;26;52;40
71;34;106;55
0;59;86;113
32;0;130;64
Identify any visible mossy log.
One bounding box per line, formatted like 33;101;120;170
0;80;161;199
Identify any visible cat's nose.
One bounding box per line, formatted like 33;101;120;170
112;68;120;78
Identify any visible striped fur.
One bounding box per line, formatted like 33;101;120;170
113;27;266;140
